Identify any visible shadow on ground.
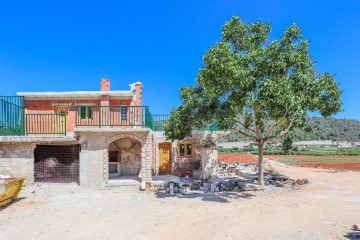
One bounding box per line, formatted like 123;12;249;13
154;191;256;203
0;197;27;212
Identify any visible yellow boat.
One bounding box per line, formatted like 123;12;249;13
0;178;25;207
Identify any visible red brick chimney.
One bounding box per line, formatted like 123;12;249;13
135;82;143;106
100;78;110;106
101;78;110;91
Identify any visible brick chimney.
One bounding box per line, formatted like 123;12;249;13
100;78;110;106
135;82;143;106
101;78;110;91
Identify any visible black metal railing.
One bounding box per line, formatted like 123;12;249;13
75;106;150;127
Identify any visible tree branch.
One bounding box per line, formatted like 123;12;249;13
236;120;257;134
231;127;258;141
265;104;289;139
252;90;262;140
264;113;295;141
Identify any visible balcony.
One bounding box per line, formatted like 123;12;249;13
26;114;67;135
75;106;152;128
0;97;220;136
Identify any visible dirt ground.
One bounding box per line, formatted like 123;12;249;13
1;161;359;240
218;153;257;164
269;155;360;172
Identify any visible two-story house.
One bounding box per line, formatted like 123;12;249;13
0;79;218;189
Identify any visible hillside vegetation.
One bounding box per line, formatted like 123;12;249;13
219;117;360;143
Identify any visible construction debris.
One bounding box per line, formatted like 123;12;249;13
165;162;309;195
350;232;360;238
354;224;360;231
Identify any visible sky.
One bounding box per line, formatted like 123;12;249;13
0;0;359;119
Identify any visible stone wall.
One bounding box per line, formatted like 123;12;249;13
109;138;142;176
0;142;35;183
154;131;218;177
78;130;153;187
201;148;218;178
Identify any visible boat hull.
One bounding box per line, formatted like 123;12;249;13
0;178;25;207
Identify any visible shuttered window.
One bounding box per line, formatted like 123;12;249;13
79;106;93;120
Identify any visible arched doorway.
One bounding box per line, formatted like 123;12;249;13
108;138;142;179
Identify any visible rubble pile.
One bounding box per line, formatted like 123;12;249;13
166;162;309;195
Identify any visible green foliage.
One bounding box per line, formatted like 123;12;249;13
219;117;360;143
218;148;246;154
219;147;360;156
218;145;360;156
164;16;342;144
282;135;293;152
251;149;360;156
164;15;342;186
273;156;360;165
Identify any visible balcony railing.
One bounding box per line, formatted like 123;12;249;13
0;96;222;136
151;115;169;131
75;106;152;127
147;114;220;131
0;96;25;136
26;114;67;135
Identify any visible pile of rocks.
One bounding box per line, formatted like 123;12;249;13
349;224;360;238
165;169;310;195
268;177;310;188
165;163;309;195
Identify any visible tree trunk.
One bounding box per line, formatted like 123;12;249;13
258;141;264;187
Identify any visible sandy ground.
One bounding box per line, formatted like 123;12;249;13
1;161;360;240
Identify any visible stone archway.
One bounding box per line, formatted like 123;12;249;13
104;133;147;188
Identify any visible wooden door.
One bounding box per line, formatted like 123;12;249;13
55;106;68;133
159;143;172;175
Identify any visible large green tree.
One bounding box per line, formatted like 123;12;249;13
164;16;342;187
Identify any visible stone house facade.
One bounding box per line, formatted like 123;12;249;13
0;79;218;189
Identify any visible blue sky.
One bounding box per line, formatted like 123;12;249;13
0;0;359;119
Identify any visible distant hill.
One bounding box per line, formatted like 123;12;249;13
219;117;360;143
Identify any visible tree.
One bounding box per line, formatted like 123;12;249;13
164;16;342;187
282;135;293;152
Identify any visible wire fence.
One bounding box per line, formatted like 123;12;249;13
34;145;80;183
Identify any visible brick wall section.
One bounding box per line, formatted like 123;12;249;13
101;79;110;91
135;83;143;106
25;99;132;133
0;143;35;183
109;99;132;106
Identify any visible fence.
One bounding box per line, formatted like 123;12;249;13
0;96;25;136
75;106;150;127
26;114;67;135
34;145;80;183
148;114;219;131
151;115;169;131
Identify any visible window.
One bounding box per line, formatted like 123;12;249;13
178;142;194;157
109;150;119;163
120;106;128;121
79;106;93;119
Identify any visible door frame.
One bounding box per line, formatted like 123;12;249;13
158;142;172;175
54;105;69;133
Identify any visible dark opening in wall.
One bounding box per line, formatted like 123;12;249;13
34;145;80;183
